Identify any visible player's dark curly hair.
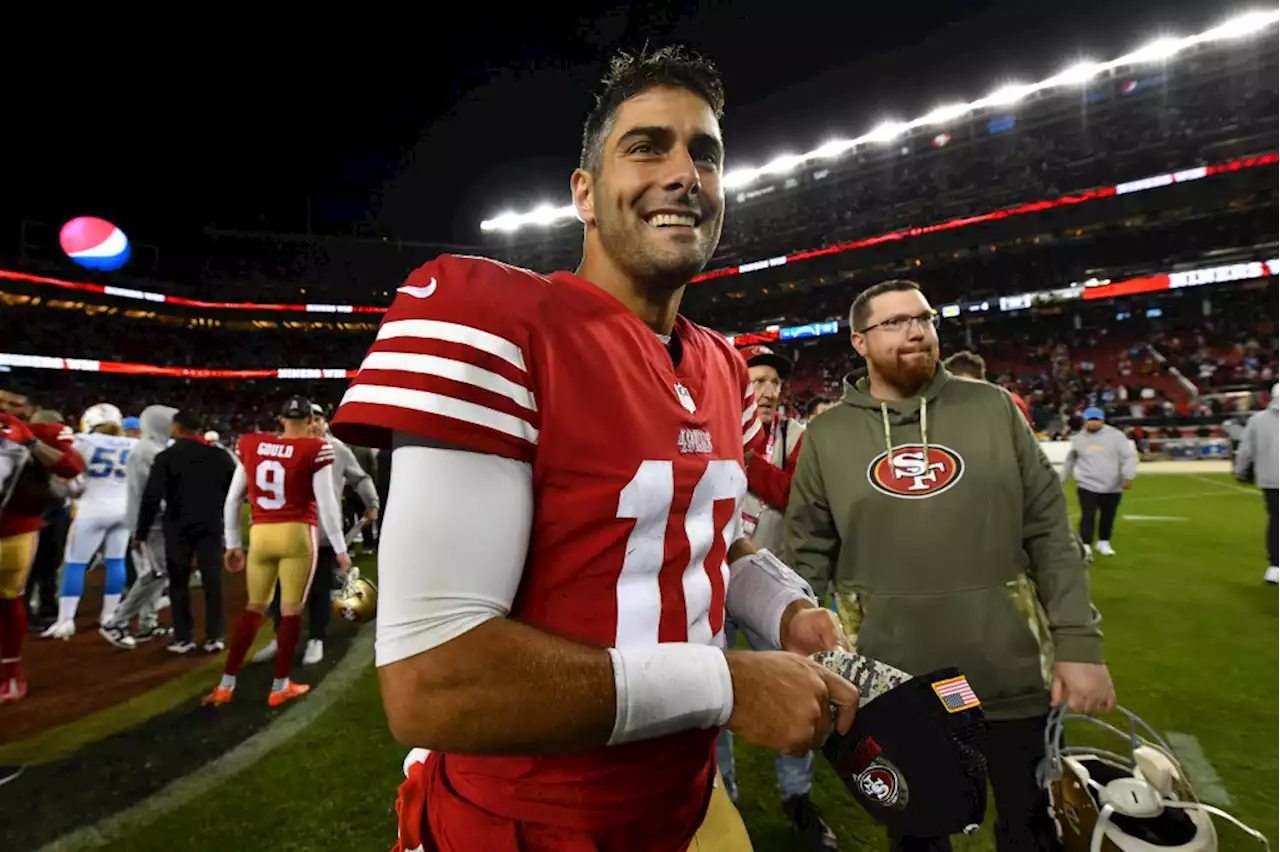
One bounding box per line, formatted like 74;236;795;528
580;44;725;175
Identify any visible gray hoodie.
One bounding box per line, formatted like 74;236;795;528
1235;395;1279;490
124;405;177;534
1061;424;1138;494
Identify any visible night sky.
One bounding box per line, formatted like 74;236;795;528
5;0;1238;256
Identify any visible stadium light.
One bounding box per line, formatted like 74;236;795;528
1049;61;1104;86
479;11;1280;233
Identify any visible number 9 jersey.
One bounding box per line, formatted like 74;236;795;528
235;434;335;526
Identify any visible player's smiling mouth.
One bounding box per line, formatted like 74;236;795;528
643;210;700;229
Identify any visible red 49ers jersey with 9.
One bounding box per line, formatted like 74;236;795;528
332;255;764;831
236;434;334;527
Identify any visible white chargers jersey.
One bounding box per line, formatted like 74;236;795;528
74;432;138;517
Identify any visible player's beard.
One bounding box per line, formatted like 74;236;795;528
870;343;939;398
595;197;721;292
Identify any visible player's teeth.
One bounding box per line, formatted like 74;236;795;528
648;213;696;227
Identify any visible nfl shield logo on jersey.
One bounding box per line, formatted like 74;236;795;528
673;383;697;414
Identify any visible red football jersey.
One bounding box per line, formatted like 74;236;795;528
0;421;84;538
236;433;334;527
332;255;764;841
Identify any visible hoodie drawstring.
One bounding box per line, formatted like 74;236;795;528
880;397;929;466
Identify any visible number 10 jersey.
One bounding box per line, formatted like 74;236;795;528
332;255;765;831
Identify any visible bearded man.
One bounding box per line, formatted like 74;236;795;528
783;278;1116;852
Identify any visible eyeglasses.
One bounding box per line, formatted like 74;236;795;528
857;311;940;335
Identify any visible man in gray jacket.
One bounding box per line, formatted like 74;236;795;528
101;405;177;647
254;404;380;665
1234;383;1278;584
1062;407;1138;559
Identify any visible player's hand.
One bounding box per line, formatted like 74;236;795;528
1122;479;1133;491
1051;661;1116;715
0;414;35;446
131;538;142;552
224;548;246;574
336;552;352;574
364;507;379;523
780;602;852;656
725;650;858;757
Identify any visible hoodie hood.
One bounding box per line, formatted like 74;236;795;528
140;405;178;448
1269;382;1279;410
842;366;953;467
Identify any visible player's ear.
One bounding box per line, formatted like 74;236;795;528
571;168;596;227
850;332;868;358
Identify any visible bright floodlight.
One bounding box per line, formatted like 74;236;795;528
864;121;907;143
1053;61;1103;85
812;139;856;158
984;83;1036;106
762;154;806;174
1202;10;1279;41
920;103;971;125
723;168;760;189
1123;37;1186;64
478;12;1279;233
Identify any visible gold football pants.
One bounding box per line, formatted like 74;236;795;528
246;522;317;607
0;532;38;599
689;772;753;851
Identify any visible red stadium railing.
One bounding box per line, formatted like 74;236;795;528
2;153;1274;314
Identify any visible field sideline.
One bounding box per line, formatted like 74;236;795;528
65;472;1275;852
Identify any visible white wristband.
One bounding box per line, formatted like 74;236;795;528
725;548;817;649
606;643;734;746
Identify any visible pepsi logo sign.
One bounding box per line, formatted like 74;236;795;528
867;444;965;499
59;216;131;272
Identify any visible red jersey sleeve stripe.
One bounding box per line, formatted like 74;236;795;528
742;417;763;448
358;351;536;412
741;401;757;426
339;383;539;446
376;319;528;373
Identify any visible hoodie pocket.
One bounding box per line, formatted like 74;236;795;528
850;581;1052;707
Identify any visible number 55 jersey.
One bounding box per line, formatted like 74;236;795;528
331;255;765;843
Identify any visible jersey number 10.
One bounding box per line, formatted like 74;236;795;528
616;459;746;648
255;460;287;510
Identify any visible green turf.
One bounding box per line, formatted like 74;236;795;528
114;474;1276;852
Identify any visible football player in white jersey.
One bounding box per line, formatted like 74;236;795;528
42;403;138;640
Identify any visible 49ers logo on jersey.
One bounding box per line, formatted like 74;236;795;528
867;444;964;499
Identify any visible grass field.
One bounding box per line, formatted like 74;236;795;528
107;472;1276;852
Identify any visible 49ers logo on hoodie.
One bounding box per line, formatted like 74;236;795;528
867;444;965;499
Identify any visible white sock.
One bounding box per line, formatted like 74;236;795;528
58;596;80;624
271;677;289;692
220;674;237;690
100;594;121;625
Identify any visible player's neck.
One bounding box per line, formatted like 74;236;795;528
280;427;309;439
866;370;924;402
575;257;684;335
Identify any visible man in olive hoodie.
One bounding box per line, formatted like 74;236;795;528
784;279;1115;852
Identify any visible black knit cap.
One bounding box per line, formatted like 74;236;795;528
822;666;989;837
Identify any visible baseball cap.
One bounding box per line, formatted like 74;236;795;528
1083;407;1105;421
310;402;329;419
122;416;141;431
817;656;989;837
280;396;313;420
739;344;792;380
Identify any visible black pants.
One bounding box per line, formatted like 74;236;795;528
1264;483;1274;562
24;511;69;620
1076;487;1122;545
165;526;224;644
890;715;1058;852
269;546;336;641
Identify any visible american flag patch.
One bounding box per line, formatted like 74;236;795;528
931;675;980;713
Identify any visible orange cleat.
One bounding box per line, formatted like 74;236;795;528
0;677;27;704
267;681;310;707
202;686;234;707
